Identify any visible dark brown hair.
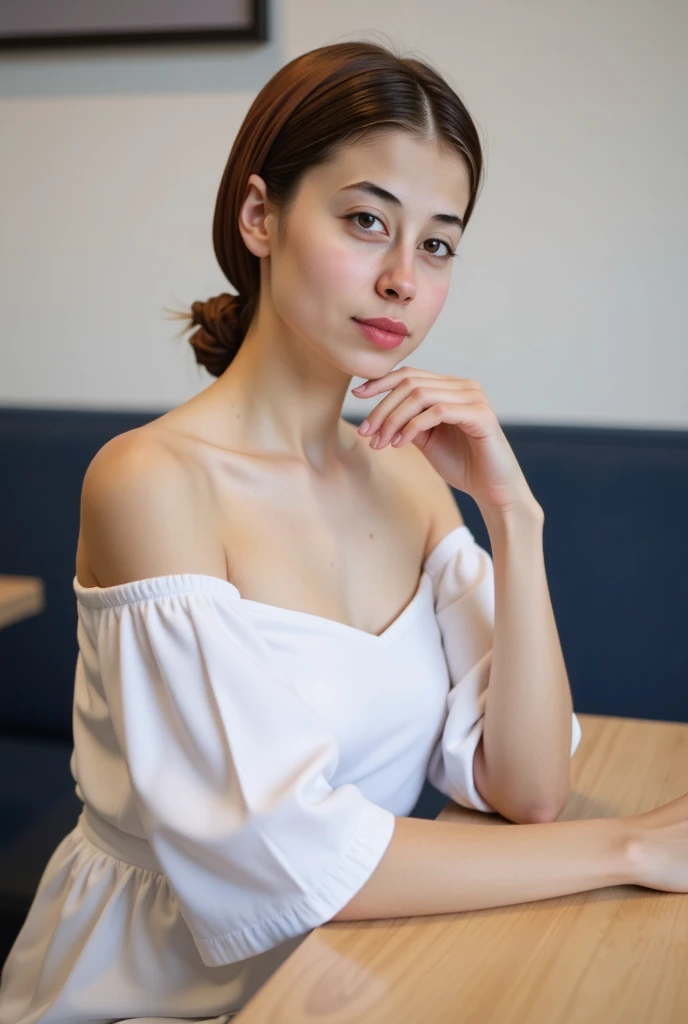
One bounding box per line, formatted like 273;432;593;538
166;40;485;378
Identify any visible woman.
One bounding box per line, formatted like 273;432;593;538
1;40;686;1024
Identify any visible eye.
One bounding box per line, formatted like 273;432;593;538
345;212;456;261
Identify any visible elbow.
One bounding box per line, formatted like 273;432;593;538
509;787;571;825
513;804;561;825
482;793;566;825
474;742;572;824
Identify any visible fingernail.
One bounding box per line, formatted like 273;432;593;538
352;384;367;393
358;420;371;435
391;432;403;446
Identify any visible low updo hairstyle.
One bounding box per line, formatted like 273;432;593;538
167;40;485;378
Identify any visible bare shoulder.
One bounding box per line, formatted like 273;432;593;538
386;440;465;557
79;428;226;588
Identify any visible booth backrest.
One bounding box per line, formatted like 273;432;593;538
1;406;687;741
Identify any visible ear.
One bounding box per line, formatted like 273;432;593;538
238;174;274;258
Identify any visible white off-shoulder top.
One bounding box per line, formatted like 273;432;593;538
0;525;582;1024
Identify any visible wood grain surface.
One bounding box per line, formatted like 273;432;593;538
235;713;688;1023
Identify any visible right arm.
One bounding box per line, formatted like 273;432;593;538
333;784;688;922
330;813;635;922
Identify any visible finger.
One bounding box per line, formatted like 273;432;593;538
357;370;481;397
354;367;448;397
366;386;484;447
393;401;491;447
358;379;469;438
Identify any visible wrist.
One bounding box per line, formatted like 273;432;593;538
584;816;644;889
479;496;544;537
618;817;651;887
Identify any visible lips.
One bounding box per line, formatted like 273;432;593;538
354;317;409;336
353;318;408;350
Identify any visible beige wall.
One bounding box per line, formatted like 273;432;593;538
1;0;686;427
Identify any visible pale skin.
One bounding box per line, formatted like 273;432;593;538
78;129;688;925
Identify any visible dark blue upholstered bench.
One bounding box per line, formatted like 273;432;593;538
1;405;687;964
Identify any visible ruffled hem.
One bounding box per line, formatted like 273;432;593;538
194;800;396;966
75;802;396;967
0;822;302;1022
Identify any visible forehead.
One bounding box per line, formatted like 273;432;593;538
302;130;471;219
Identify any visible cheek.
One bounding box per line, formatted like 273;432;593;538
296;236;362;294
274;234;362;332
422;278;450;323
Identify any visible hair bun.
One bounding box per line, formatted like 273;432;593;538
188;291;248;377
190;291;244;336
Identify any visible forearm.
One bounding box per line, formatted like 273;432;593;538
474;500;574;822
331;813;635;922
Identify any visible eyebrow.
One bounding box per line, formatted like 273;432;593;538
338;180;464;231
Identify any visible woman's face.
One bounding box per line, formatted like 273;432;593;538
250;130;471;377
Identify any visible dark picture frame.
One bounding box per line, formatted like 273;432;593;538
0;1;268;49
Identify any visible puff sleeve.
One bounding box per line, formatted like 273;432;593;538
423;526;582;813
81;575;396;966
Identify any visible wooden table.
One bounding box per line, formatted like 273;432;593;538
235;713;688;1023
0;575;45;630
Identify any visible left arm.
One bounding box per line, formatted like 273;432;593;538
353;369;577;824
472;498;574;823
415;446;575;824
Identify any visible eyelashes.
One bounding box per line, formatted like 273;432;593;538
344;211;457;261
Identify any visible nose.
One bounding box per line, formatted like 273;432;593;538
375;248;416;303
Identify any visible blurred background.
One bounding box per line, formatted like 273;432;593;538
1;0;686;423
0;0;686;965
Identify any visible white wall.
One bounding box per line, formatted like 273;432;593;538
1;0;686;427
